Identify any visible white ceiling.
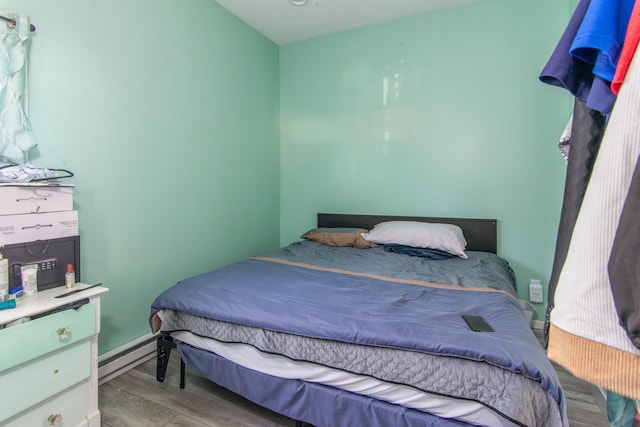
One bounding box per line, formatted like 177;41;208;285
215;0;477;45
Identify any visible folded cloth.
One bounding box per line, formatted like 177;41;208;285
382;244;455;260
0;162;59;183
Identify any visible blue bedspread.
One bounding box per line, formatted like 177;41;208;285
150;241;564;414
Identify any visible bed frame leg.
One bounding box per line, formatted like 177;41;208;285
157;333;174;383
180;358;186;389
156;333;187;388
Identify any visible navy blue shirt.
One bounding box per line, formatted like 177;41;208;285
540;0;634;115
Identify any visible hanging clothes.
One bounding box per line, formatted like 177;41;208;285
539;0;640;407
557;116;572;165
543;99;606;346
0;14;37;165
608;155;640;350
539;0;638;351
547;42;640;400
539;0;598;108
611;0;640;95
570;0;635;82
539;0;634;115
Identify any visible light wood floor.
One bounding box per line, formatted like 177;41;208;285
99;342;611;427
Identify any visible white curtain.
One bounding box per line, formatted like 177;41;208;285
0;14;36;165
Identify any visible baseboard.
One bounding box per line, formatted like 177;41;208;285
98;333;158;385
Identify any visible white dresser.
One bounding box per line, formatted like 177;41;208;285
0;284;108;426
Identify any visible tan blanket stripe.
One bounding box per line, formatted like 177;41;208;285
252;256;518;300
548;324;640;401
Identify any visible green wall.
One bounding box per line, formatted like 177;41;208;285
279;0;575;320
0;0;280;353
0;0;577;354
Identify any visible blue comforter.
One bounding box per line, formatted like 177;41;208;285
150;241;564;415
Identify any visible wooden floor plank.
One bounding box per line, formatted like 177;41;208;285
100;380;181;427
100;351;293;427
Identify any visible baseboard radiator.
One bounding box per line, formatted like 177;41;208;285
98;333;158;385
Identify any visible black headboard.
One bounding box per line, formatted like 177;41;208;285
317;213;498;254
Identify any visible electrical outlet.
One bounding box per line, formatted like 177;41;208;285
529;279;544;303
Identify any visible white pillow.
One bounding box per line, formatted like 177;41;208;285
361;221;468;259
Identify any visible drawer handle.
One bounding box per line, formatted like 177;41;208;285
16;196;48;203
22;223;54;230
47;413;62;426
56;326;71;340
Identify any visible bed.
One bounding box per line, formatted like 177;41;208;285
150;213;568;427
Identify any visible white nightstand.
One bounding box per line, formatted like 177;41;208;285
0;284;108;426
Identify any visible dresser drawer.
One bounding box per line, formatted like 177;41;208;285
0;185;74;216
3;382;87;427
0;302;96;372
0;210;79;245
0;340;91;422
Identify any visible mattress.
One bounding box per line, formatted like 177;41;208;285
171;330;520;427
177;341;476;427
151;241;567;427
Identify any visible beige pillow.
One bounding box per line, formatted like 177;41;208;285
301;228;379;249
